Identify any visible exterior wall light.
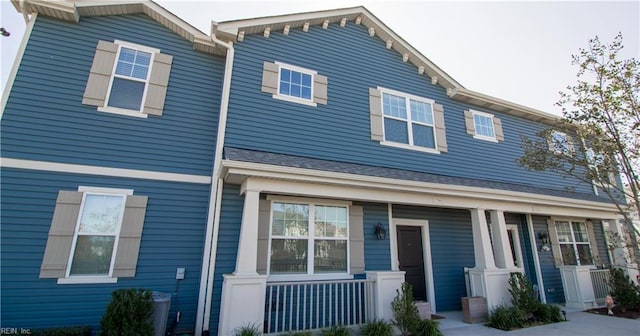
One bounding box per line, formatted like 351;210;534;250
375;223;386;240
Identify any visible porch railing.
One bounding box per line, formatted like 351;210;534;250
590;268;611;305
264;278;375;334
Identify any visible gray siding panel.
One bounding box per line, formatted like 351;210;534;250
1;15;223;175
224;22;595;196
0;168;210;330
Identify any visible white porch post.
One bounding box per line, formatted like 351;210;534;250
366;271;405;321
607;218;640;285
489;210;516;269
218;185;267;336
470;209;496;269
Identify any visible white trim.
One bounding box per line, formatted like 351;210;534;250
526;214;546;303
1;13;37;120
273;61;317;106
380;141;440;154
387;203;398;271
267;273;354;282
1;158;211;184
97;106;149;118
267;194;352;206
506;224;524;268
470;109;498;142
113;39;161;54
78;186;134;195
57;276;118;284
391;218;436;313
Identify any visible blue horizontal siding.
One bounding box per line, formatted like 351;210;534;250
0;168;210;331
1;14;223;176
224;22;595;196
531;215;565;303
592;220;611;266
362;202;392;271
392;205;475;311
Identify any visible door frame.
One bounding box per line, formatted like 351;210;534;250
389;218;436;312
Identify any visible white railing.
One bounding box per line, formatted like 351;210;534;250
590;268;611;304
264;278;375;334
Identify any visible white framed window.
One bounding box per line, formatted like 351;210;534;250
273;62;317;106
379;87;438;153
555;220;593;266
586;148;617;187
549;131;574;154
464;109;504;142
268;200;350;279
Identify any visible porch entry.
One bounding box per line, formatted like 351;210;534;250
397;225;427;301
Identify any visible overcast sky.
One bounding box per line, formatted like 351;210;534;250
1;0;638;115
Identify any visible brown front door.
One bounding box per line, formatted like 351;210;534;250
397;225;427;301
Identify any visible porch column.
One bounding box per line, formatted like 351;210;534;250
607;218;640;285
470;208;496;269
235;188;260;275
489;210;516;269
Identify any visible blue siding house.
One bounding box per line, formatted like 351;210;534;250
1;2;625;336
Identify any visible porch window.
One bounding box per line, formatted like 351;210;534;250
555;220;593;265
270;202;348;275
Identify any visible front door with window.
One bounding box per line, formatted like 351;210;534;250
397;225;427;301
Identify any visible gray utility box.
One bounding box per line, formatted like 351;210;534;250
152;291;172;336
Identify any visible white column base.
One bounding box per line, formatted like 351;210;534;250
559;265;596;309
467;268;521;310
217;274;268;336
366;271;405;321
624;264;640;286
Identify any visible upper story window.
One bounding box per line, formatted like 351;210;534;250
549;131;574;154
555;220;593;265
367;87;447;153
269;201;349;276
261;61;328;107
586;148;617;187
82;40;173;118
464;109;504;142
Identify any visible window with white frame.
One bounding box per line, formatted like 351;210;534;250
473;112;496;139
68;191;127;276
105;42;157;112
555;220;593;265
279;66;313;101
381;88;436;150
549;131;573;154
270;202;349;275
261;61;328;106
586;148;617;186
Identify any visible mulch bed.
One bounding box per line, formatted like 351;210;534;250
585;307;640;319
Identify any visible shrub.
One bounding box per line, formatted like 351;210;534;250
391;282;421;336
485;305;526;331
234;323;262;336
100;288;154;336
31;326;91;336
608;268;640;312
283;331;313;336
360;320;392;336
508;272;538;315
320;325;351;336
532;303;563;323
410;319;443;336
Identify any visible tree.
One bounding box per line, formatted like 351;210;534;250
518;33;640;261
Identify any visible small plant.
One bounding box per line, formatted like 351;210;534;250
234;323;262;336
31;326;92;336
283;332;313;336
608;268;640;312
360;319;392;336
532;304;563;323
320;325;351;336
100;288;153;336
411;319;443;336
485;305;526;331
508;272;538;315
391;282;421;336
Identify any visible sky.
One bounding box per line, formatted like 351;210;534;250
1;0;639;116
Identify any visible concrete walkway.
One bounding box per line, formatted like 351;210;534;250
438;310;640;336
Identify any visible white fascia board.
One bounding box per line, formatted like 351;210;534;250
222;160;619;218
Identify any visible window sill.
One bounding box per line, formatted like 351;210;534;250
380;141;440;154
57;276;119;284
97;106;148;118
272;94;318;107
267;273;354;283
472;135;499;143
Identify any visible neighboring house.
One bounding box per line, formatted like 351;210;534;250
0;1;623;336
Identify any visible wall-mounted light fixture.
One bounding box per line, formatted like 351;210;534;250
375;223;386;240
538;231;550;252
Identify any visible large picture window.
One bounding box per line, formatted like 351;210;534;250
381;88;436;150
555;220;593;265
270;202;349;275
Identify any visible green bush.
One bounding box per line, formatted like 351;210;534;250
608;268;640;312
283;331;313;336
31;326;91;336
100;288;154;336
320;325;351;336
234;323;262;336
532;303;563;323
485;305;526;331
508;272;538;315
391;282;421;336
360;320;392;336
410;319;443;336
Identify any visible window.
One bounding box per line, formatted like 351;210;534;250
548;131;574;154
82;40;173;118
367;87;450;153
261;61;328;106
555;221;593;265
39;187;148;284
464;109;504;142
586;148;617;187
269;201;349;275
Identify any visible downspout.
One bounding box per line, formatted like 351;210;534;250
19;0;30;23
195;24;234;336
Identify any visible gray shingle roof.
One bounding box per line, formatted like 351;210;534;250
224;147;612;204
